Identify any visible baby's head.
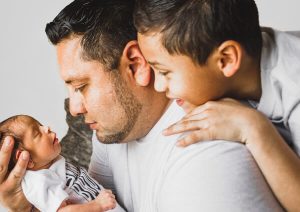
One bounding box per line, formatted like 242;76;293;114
0;115;61;172
134;0;262;105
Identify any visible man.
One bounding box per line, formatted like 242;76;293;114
0;0;283;211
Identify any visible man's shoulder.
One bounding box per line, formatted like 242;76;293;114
158;140;283;211
165;140;249;173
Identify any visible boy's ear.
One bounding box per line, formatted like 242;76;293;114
122;40;151;86
15;149;35;169
217;40;242;77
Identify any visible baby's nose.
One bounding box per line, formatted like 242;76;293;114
44;126;51;133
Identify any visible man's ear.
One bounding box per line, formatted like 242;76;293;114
122;40;151;86
15;149;35;169
217;40;242;77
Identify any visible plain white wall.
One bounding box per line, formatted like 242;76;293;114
0;0;72;140
0;0;299;211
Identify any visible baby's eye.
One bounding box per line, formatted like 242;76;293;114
34;130;41;138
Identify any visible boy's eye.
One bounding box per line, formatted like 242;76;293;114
151;66;170;77
158;70;169;76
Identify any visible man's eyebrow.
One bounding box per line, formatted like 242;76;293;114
65;77;87;85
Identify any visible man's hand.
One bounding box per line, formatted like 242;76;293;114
163;98;267;147
0;136;32;212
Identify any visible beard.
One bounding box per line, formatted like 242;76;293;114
96;71;142;144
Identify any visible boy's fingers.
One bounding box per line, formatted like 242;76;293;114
176;131;209;147
163;120;202;136
0;136;14;184
7;151;29;187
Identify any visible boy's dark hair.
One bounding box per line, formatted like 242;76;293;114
134;0;262;65
45;0;136;70
0;116;24;173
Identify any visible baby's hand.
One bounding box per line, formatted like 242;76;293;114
95;189;116;211
164;98;265;147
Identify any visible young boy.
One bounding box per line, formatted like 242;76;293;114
134;0;300;211
0;115;125;212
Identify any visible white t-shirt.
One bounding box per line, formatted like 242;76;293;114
89;102;283;212
22;156;125;212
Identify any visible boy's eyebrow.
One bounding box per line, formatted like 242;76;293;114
147;61;161;66
148;61;169;68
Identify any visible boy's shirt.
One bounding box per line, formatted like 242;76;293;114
252;27;300;155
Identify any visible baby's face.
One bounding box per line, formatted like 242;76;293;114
22;119;61;170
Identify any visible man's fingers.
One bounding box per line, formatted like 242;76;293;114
7;151;29;187
0;136;14;183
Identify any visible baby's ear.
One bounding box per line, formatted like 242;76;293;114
27;159;35;169
15;149;23;160
15;149;35;169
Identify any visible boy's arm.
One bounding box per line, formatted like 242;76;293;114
164;98;300;211
247;105;300;212
0;136;32;212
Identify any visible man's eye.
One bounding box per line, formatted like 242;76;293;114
74;85;86;93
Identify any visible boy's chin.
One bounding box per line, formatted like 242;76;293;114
182;101;197;113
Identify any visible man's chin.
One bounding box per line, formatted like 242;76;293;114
95;131;125;144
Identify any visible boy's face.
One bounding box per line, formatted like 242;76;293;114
138;32;226;106
22;119;61;170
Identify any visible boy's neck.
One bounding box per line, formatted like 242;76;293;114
226;55;262;101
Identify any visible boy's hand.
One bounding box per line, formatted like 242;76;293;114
0;136;31;212
94;189;116;211
163;98;265;147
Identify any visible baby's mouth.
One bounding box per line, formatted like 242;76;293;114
53;133;59;144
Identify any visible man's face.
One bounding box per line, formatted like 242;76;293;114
56;36;142;144
138;32;226;106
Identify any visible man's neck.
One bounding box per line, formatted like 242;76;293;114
123;95;170;143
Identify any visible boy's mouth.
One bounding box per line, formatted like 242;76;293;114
176;99;184;106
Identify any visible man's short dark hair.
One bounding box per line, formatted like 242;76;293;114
134;0;262;65
45;0;136;70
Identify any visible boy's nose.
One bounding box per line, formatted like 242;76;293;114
154;76;167;93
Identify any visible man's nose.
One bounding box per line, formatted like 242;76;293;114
69;94;87;117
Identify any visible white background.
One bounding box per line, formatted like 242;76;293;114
0;0;300;211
